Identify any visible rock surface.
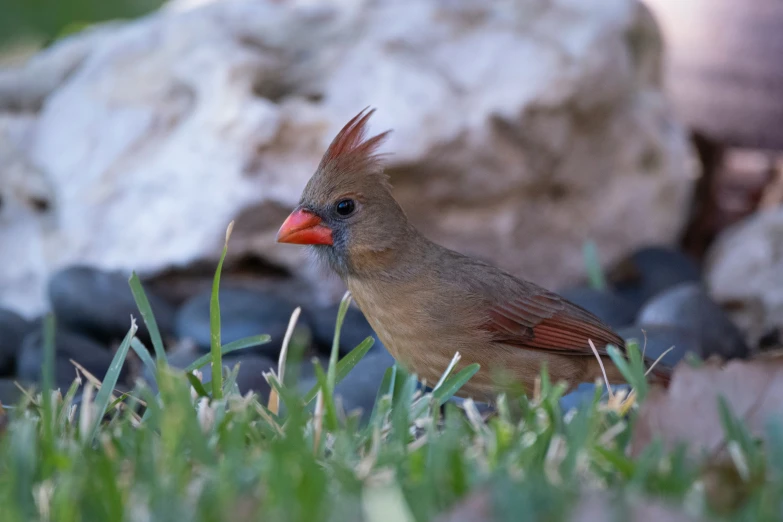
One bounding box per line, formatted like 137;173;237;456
175;287;304;356
558;286;636;329
299;346;395;421
48;265;177;345
617;324;701;368
705;208;783;347
636;282;749;361
0;308;31;375
308;303;377;356
0;115;54;317
0;0;695;317
18;328;129;390
606;246;702;316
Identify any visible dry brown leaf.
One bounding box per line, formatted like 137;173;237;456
631;350;783;457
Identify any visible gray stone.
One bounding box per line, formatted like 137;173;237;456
559;287;636;329
175;288;305;357
0;308;31;375
48;265;177;345
617;324;701;368
18;328;129;391
308;303;377;356
637;282;749;361
607;245;701;316
0;378;33;407
705;208;783;348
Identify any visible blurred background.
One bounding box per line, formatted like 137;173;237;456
0;0;781;407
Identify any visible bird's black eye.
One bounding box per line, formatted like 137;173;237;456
335;199;356;217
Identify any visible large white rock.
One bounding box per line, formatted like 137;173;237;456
705;208;783;345
0;0;696;317
0;115;54;317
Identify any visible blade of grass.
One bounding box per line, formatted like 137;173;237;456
313;390;325;455
210;221;234;400
254;401;284;436
313;362;340;432
106;391;133;413
302;336;375;404
220;334;271;353
391;372;418;449
263;371;297;421
57;378;83;428
223;363;241;395
269;307;300;416
138;383;158;424
41;314;56;446
588;339;614;400
765;418;783;475
620;340;649;401
367;366;396;429
583;239;606;291
184;335;271;373
327;292;352;393
87;319;137;442
129;272;167;363
432;352;461;392
432;363;480;406
593;445;636;478
186;373;209;398
70;362;116;398
606;345;639;391
131;338;158;384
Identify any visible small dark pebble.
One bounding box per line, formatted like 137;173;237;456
0;308;32;376
18;328;130;391
48;265;177;346
559;287;636;329
309;303;377;356
176;288;306;358
637;282;749;361
607;246;701;315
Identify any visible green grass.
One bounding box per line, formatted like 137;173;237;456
1;228;782;521
0;0;165;47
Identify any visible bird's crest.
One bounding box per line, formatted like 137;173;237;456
320;107;391;175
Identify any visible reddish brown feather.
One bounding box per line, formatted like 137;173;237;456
484;292;625;356
484;293;671;389
323;107;391;167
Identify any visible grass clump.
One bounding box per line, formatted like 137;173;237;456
1;224;782;521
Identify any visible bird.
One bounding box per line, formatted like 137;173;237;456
276;108;671;403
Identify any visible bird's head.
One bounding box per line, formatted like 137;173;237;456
276;108;413;277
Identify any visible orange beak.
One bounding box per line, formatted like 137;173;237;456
276;208;333;245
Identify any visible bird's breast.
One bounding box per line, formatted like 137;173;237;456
346;276;487;389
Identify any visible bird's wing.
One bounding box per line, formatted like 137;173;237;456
478;281;625;357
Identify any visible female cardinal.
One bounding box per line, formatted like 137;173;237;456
276;108;670;402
